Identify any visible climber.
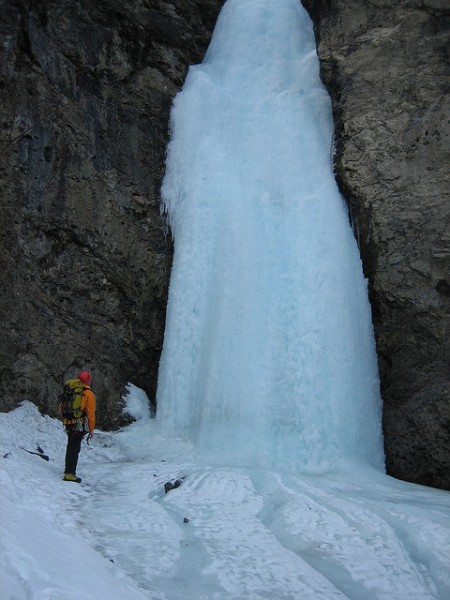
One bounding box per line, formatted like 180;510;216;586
58;370;96;483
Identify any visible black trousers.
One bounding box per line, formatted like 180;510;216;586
64;427;86;475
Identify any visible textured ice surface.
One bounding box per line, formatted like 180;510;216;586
157;0;384;472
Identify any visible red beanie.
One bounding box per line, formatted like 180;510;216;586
79;371;92;385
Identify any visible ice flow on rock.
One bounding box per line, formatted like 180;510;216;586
156;0;384;473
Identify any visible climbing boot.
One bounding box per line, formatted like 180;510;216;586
63;473;82;483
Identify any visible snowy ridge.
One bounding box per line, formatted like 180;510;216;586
157;0;383;472
0;400;449;599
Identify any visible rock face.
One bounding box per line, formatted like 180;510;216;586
0;0;225;428
1;0;449;490
303;0;450;489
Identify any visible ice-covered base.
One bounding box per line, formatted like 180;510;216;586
1;399;449;600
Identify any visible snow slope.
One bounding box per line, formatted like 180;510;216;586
0;401;148;600
0;398;449;600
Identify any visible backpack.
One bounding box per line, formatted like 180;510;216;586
58;379;86;421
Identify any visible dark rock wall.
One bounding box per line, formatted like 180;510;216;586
1;0;449;489
303;0;450;489
0;0;225;428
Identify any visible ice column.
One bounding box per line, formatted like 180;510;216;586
156;0;384;473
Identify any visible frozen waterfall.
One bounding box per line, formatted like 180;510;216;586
156;0;384;473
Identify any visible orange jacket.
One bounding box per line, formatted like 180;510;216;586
81;386;96;433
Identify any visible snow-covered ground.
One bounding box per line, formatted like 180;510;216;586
1;394;449;600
